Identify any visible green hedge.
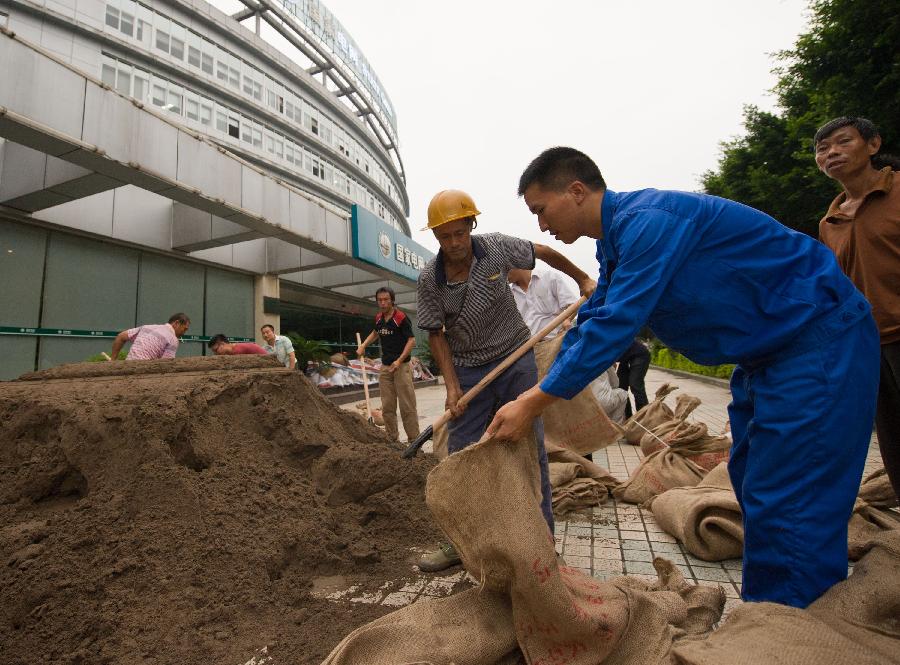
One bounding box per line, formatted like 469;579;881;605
651;346;735;380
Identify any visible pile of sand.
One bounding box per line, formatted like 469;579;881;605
0;356;439;664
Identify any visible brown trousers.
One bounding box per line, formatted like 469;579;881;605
379;362;420;441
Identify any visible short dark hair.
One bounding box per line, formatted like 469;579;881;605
518;147;606;196
814;116;900;170
260;324;275;332
375;286;395;303
207;334;229;349
168;312;190;325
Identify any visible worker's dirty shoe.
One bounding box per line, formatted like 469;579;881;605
417;542;461;572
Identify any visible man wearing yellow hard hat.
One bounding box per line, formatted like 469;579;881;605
415;189;595;571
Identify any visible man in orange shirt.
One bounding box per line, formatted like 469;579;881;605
815;116;900;499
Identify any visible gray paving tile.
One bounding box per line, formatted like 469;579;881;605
621;540;651;551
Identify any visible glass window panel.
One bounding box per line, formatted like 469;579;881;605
200;104;212;125
227;116;239;139
216;111;227;133
186;98;199;120
216;61;227;81
116;69;130;95
275;138;283;158
265;134;274;153
168;91;181;115
228;67;239;89
152;83;166;107
201;53;213;75
170;36;184;61
241;121;251;143
120;11;134;36
101;63;116;86
188;46;200;67
252;128;262;148
133;74;148;102
156;30;169;53
105;5;119;30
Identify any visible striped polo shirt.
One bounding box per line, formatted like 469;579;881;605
417;232;534;366
124;323;179;360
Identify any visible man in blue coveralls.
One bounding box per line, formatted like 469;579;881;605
486;146;880;608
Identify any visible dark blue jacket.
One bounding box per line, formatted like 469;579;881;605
542;188;864;399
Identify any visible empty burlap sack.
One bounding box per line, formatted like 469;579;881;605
648;462;743;561
322;433;725;664
858;466;899;508
534;336;622;453
672;530;900;665
622;383;680;445
641;421;731;471
547;448;621;517
848;498;900;561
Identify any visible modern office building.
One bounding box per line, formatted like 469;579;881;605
0;0;432;379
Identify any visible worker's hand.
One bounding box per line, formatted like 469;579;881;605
355;345;364;358
577;277;597;299
486;386;557;442
561;318;573;331
445;385;466;418
389;360;401;373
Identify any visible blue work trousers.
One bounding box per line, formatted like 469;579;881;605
727;294;879;607
448;350;555;534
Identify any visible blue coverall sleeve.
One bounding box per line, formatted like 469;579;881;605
541;208;699;399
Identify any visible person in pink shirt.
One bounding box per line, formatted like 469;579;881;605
109;313;190;360
207;334;268;356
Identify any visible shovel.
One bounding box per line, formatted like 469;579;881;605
355;332;375;425
402;295;587;459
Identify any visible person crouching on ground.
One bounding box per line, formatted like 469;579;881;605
261;324;297;369
208;335;268;356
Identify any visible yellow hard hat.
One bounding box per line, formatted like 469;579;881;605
424;190;481;230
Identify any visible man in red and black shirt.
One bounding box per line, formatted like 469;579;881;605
357;287;421;443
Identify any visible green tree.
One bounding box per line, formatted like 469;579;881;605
702;0;900;236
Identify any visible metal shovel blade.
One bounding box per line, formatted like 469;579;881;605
402;425;434;459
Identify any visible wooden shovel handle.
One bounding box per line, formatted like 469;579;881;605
433;294;588;431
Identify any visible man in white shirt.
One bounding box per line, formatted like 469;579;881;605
508;268;628;423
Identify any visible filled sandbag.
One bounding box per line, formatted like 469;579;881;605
673;393;702;420
641;421;731;471
622;383;680;445
647;462;743;561
322;432;725;664
672;531;900;665
612;446;707;506
534;336;622;453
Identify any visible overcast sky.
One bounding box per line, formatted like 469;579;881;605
224;0;812;274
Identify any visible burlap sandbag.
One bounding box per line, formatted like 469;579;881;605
673;393;702;421
612;446;707;505
641;421;731;471
534;336;623;454
622;383;680;445
647;462;743;561
547;449;621;516
672;530;900;665
322;433;725;664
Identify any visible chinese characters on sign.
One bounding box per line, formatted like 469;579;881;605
395;243;425;271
